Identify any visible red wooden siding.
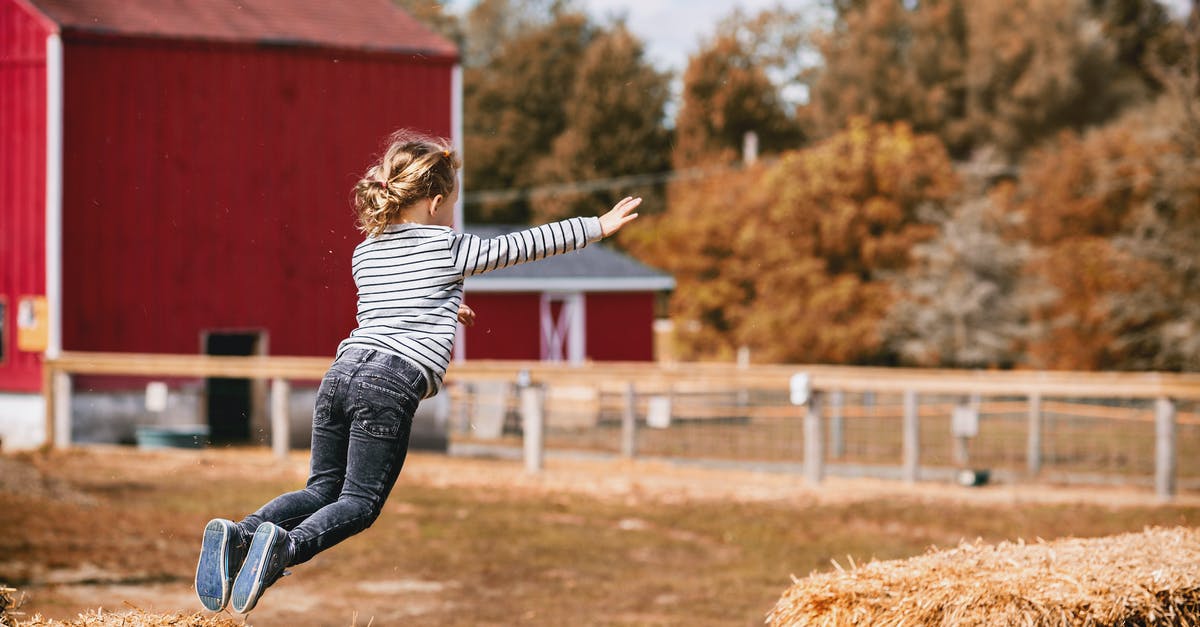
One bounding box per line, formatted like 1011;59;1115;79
585;292;654;362
462;293;540;360
0;0;50;391
59;36;453;358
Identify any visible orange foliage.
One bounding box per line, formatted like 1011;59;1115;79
1010;110;1181;369
630;119;958;363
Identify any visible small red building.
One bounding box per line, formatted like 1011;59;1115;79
0;0;459;446
460;225;674;363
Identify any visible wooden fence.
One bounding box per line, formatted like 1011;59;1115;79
41;352;1200;500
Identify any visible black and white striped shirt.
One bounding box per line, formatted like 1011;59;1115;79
336;217;604;397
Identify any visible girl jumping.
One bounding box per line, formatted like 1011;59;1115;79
194;129;641;614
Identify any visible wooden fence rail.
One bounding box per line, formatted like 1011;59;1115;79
42;351;1200;500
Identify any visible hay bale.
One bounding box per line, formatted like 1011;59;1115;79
0;591;241;627
1;586;24;627
767;526;1200;626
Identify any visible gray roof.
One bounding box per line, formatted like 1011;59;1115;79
462;224;675;293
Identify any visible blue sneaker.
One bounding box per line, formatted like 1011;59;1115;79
230;521;292;614
195;519;248;611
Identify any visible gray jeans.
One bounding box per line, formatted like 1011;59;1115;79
238;348;425;565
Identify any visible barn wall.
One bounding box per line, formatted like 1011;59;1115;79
461;292;540;360
0;0;51;391
59;35;454;358
585;292;654;362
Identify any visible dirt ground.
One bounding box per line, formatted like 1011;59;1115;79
2;446;1197;626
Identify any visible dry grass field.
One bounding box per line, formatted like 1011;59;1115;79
1;446;1198;626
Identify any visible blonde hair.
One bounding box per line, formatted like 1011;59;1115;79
353;129;460;238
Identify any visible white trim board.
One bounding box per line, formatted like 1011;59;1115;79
45;33;63;358
465;276;675;293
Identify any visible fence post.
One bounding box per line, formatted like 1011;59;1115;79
271;377;290;461
1026;392;1042;476
1155;397;1176;501
804;391;824;485
903;389;919;483
828;390;844;459
522;385;545;474
53;371;72;449
621;382;637;459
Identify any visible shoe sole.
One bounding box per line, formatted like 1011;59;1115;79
195;519;234;611
231;522;281;614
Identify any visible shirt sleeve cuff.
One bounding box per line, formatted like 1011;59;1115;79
582;216;604;243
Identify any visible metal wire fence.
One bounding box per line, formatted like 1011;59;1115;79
446;374;1200;495
38;353;1200;498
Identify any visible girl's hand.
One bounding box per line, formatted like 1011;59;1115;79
599;196;642;237
457;304;476;327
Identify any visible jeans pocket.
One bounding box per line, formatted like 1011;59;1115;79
312;376;340;425
354;379;417;440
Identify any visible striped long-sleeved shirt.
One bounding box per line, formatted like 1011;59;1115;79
336;216;604;398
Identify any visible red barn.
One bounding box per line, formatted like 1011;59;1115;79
0;0;673;450
0;0;459;447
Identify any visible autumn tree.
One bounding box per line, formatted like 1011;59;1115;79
808;0;1150;159
392;0;463;47
1004;97;1200;370
806;0;971;155
460;0;573;67
463;12;596;222
624;167;762;359
673;7;808;168
529;25;671;223
631;119;958;363
883;193;1038;368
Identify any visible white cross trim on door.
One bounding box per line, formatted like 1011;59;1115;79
539;292;585;363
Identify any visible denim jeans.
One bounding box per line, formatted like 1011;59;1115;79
237;348;425;566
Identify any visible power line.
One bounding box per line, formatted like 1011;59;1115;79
463;156;1021;206
462;161;755;206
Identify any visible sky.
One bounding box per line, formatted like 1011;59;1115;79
445;0;818;74
446;0;1196;77
569;0;813;73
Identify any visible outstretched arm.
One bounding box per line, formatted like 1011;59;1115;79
449;197;642;278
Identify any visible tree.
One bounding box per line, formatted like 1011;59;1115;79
1088;0;1178;90
673;8;808;168
963;0;1142;158
392;0;463;48
461;0;574;68
807;0;1148;159
631;119;958;363
463;12;596;223
807;0;972;155
883;194;1036;368
1006;99;1200;370
528;25;671;223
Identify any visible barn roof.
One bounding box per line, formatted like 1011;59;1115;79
463;224;676;293
22;0;458;58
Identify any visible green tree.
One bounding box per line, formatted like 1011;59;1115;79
529;25;671;223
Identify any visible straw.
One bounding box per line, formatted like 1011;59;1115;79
767;526;1200;626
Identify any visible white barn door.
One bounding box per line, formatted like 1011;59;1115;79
539;292;585;363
